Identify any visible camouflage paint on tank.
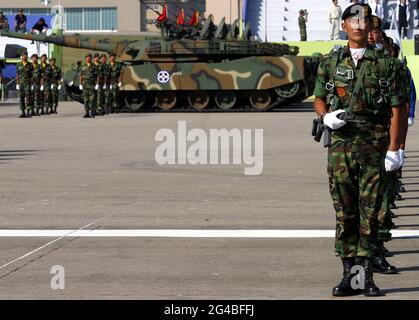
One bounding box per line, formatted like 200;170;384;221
122;56;305;91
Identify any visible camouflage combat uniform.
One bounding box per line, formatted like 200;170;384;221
108;61;123;112
41;62;54;113
298;16;307;41
314;45;400;258
31;61;43;115
97;62;110;114
80;63;98;113
16;61;34;112
51;65;62;112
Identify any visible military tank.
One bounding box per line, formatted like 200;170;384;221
0;16;320;112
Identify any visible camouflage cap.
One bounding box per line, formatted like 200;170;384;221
109;53;116;58
21;50;28;57
299;9;305;14
371;15;382;29
49;57;56;61
41;53;47;58
31;53;38;59
100;53;107;58
85;53;92;58
93;53;100;58
341;4;372;21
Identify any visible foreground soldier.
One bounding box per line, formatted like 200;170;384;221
16;51;33;118
314;4;401;297
30;54;43;116
80;54;99;118
108;53;123;113
50;57;62;114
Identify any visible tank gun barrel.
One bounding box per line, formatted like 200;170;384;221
0;30;140;60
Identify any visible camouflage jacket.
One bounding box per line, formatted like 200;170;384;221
108;62;123;84
16;61;34;84
80;63;98;86
314;45;400;119
298;16;306;30
98;63;110;85
41;63;53;84
397;60;411;105
50;66;62;85
31;63;43;85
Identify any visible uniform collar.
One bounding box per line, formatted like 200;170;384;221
342;44;376;60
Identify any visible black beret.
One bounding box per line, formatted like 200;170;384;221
371;15;382;29
93;53;100;58
85;53;92;58
342;4;372;21
31;53;38;58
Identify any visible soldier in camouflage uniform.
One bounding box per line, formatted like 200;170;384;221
108;53;123;113
80;53;99;118
30;54;43;116
298;10;308;41
16;51;33;118
50;57;62;114
97;54;110;115
314;4;401;297
40;54;54;115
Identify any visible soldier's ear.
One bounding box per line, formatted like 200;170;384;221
341;21;347;33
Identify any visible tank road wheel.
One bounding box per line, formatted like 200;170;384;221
188;91;210;111
156;92;177;111
124;92;146;111
250;90;272;111
215;91;237;110
275;82;301;100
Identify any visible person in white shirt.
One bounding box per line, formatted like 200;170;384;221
329;0;343;40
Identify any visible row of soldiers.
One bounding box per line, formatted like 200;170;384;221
79;53;123;118
16;52;62;118
314;4;416;297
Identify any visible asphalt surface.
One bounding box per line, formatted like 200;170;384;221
0;101;418;299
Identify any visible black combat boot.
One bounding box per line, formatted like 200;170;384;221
35;108;40;116
390;202;397;209
40;108;45;115
380;245;394;257
359;257;382;297
332;257;360;297
395;193;403;201
53;106;58;114
26;110;33;118
373;254;397;274
389;210;397;219
83;111;90;118
19;110;26;118
90;110;96;118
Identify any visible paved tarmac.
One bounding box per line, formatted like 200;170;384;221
0;102;418;299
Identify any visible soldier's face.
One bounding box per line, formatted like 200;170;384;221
110;56;115;63
94;57;99;63
368;29;383;44
41;57;47;63
50;60;55;66
22;54;28;62
101;57;106;64
31;57;37;64
342;17;371;42
86;57;92;64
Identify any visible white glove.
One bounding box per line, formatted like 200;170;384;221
385;151;401;172
58;85;62;90
109;84;113;90
31;85;34;91
69;81;74;86
51;84;55;90
95;84;99;90
103;85;107;90
398;149;405;167
79;84;83;90
40;85;44;92
408;117;414;127
118;82;122;88
323;109;347;130
16;84;20;90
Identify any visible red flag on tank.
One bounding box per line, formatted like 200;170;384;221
177;8;185;25
157;4;168;23
189;11;199;26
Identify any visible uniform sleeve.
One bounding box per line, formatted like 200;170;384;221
313;58;329;99
388;60;401;108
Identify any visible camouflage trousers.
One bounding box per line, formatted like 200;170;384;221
97;86;109;113
83;84;97;112
41;83;53;110
300;29;307;41
328;139;386;258
51;84;59;108
108;83;120;110
376;171;397;246
30;84;41;111
19;82;32;111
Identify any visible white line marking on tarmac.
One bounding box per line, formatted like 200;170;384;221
0;229;418;238
0;222;96;271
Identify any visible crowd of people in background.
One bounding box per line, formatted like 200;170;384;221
299;0;419;41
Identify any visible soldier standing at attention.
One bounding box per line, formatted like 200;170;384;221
98;54;110;115
108;53;123;113
41;54;53;115
313;4;401;297
30;54;43;116
16;51;33;118
50;57;62;114
80;53;99;118
298;9;308;41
